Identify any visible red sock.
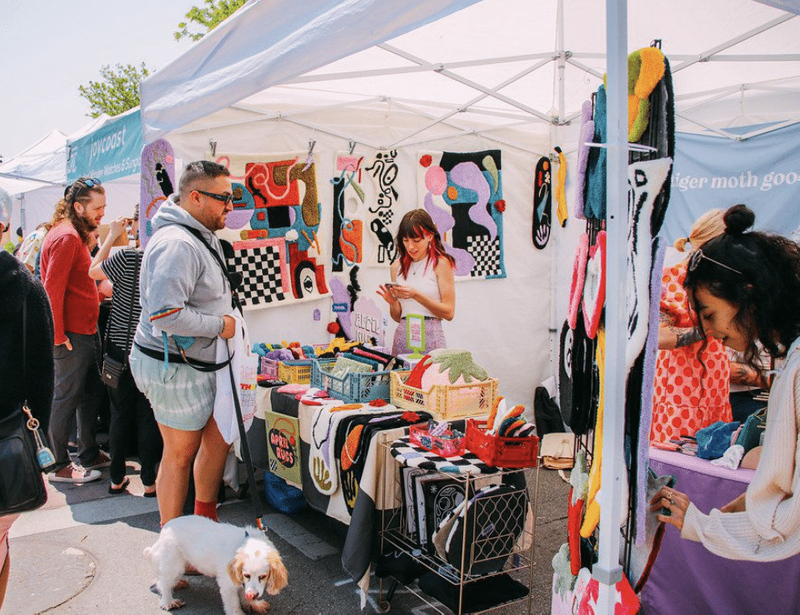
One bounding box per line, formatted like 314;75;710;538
194;499;218;522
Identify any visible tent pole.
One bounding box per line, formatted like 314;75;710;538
556;0;566;121
596;0;627;611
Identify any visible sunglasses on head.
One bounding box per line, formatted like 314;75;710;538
69;178;102;203
196;189;234;205
688;248;743;276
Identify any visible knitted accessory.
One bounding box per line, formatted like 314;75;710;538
553;147;568;227
486;395;505;431
568;491;585;576
574;100;594;221
567;233;589;330
423;348;488;385
552;542;577;596
580;326;605;539
582;230;606;339
532;156;552;249
583;85;607;220
558;321;574;427
626;47;666;143
625;157;672;371
635;238;665;543
405;354;432;389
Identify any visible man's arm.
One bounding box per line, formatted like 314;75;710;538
144;239;229;339
41;235;78;346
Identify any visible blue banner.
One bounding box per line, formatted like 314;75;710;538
67;110;142;183
661;122;800;243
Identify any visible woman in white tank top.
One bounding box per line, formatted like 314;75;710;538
377;209;455;355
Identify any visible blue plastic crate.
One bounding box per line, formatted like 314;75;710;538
310;358;394;403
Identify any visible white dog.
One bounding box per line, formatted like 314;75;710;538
144;515;288;614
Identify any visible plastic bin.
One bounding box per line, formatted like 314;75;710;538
310;358;395;403
389;371;498;420
465;419;539;468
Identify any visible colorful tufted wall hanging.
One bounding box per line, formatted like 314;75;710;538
211;152;329;309
139;138;175;250
418;150;506;280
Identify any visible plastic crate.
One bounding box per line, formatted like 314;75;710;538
409;423;466;457
278;358;335;384
259;356;280;380
310;359;393;403
389;370;498;420
259;344;331;380
465;419;539;468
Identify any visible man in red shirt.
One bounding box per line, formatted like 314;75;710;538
40;178;111;483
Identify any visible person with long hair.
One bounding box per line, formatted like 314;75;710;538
650;208;732;444
652;204;800;561
40;177;110;483
377;209;455;355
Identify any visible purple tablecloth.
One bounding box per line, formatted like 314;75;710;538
641;448;800;615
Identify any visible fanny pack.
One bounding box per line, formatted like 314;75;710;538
134;342;232;373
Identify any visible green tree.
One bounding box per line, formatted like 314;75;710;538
78;63;151;118
174;0;246;42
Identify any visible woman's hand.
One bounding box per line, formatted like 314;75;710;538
377;284;401;305
386;283;416;301
650;486;691;531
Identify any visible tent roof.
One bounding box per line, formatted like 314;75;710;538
0;115;112;196
141;0;800;146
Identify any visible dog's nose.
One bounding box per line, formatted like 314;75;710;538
245;590;258;600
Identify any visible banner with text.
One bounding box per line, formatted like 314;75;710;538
67;110;142;183
661;123;800;243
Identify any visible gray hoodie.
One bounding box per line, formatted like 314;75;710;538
133;197;232;363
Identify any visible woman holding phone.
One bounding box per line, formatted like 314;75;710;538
377;209;455;355
652;204;800;561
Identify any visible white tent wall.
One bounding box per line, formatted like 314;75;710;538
165;102;556;408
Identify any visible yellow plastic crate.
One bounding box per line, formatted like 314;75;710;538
278;360;314;384
390;370;497;420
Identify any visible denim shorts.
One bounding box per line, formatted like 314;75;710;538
129;345;216;431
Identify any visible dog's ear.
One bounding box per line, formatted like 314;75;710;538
266;551;288;595
228;551;246;585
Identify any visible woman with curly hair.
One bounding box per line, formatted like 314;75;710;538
653;204;800;561
377;209;455;356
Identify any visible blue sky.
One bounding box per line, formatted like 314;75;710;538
0;1;199;159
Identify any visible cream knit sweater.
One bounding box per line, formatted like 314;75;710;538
681;337;800;561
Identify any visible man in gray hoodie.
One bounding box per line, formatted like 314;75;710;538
130;160;236;526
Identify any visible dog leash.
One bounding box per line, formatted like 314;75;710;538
226;344;267;532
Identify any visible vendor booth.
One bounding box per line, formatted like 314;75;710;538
138;0;800;612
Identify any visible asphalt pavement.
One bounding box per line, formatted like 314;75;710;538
3;460;569;614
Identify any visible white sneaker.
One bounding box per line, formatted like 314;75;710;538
47;463;102;484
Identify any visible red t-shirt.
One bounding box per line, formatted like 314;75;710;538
40;222;99;344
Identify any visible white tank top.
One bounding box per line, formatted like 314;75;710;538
399;258;440;319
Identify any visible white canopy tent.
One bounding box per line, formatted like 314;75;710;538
140;0;800;607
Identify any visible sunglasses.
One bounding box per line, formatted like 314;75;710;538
688;248;743;276
69;177;102;203
196;189;234;205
